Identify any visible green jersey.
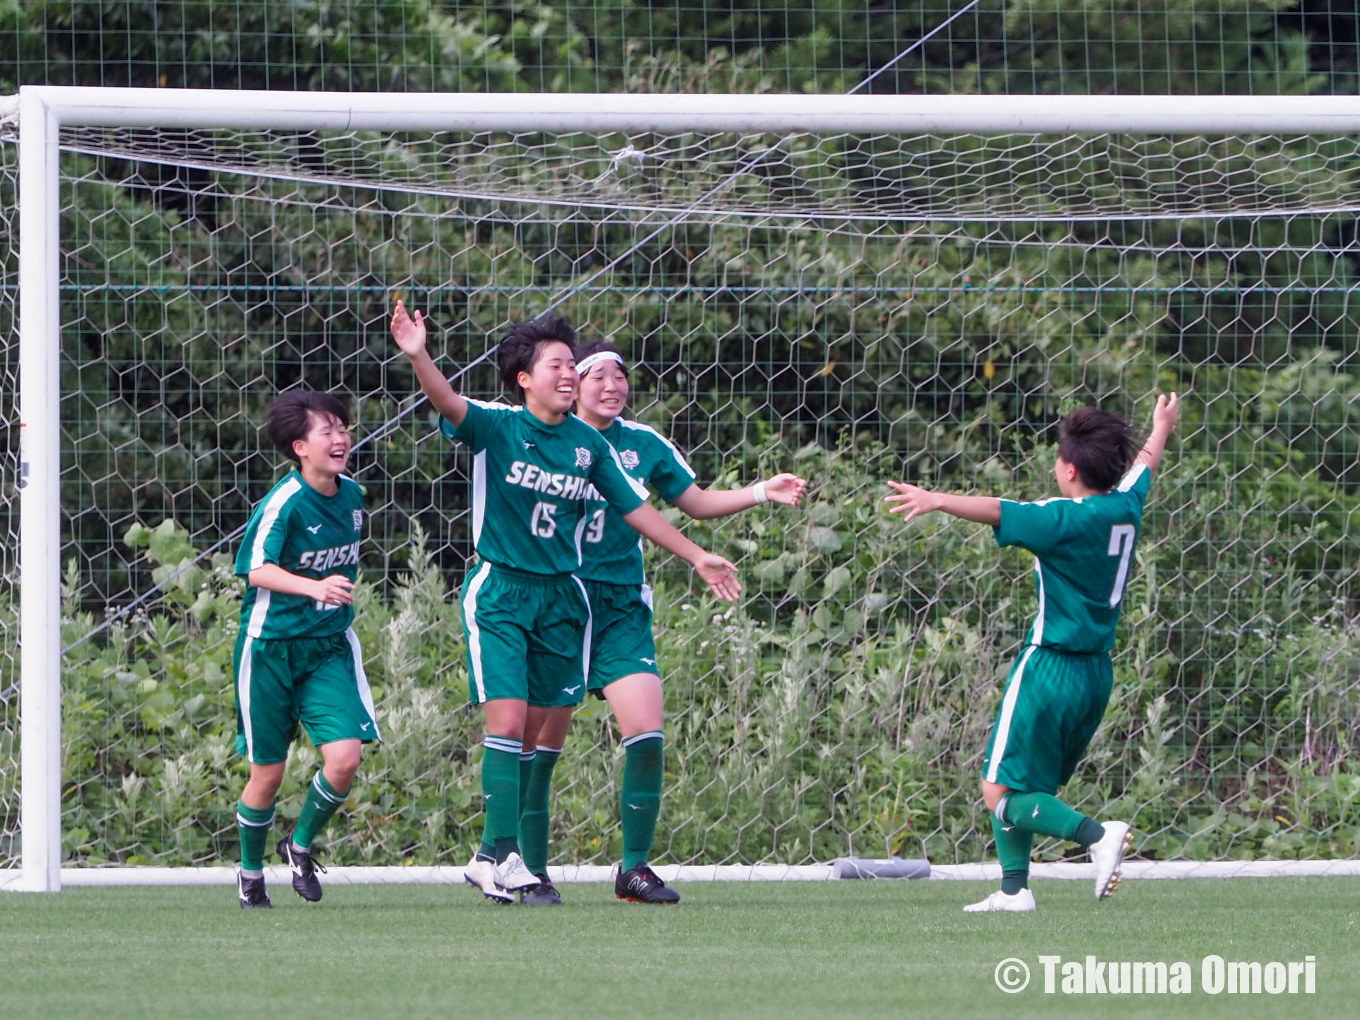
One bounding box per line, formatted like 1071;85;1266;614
235;470;364;640
994;464;1152;655
575;418;696;585
440;400;649;575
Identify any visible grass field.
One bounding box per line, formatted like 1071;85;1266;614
1;879;1355;1019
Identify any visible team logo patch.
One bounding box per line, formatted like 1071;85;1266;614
575;447;592;469
620;449;640;469
352;509;363;531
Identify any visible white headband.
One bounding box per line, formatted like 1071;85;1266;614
576;350;626;376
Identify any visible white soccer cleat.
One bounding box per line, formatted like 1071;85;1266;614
493;851;542;893
1091;820;1133;900
463;857;513;904
963;888;1036;913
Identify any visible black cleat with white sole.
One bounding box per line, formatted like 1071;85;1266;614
615;864;680;904
277;834;327;902
521;874;564;905
237;871;272;909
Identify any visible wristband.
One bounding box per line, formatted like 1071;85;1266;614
753;481;769;505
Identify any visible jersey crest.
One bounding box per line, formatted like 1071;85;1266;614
352;509;363;531
575;447;593;469
620;449;640;469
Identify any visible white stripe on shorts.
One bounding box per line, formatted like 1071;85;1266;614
345;627;381;740
985;645;1038;784
571;575;593;686
238;635;256;761
463;562;493;702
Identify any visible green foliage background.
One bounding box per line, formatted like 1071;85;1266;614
1;2;1358;867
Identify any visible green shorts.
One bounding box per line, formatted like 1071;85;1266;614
584;580;660;697
981;645;1112;795
233;629;381;765
460;562;591;708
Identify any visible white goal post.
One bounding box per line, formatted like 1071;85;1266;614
5;87;1360;892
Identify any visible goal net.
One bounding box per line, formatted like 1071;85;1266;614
2;91;1358;888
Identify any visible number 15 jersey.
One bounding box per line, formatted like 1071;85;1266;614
993;464;1151;656
441;400;649;575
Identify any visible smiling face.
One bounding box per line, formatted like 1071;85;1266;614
517;339;579;418
293;410;352;479
577;359;629;425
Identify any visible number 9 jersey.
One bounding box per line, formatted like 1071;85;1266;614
993;464;1151;656
440;400;649;573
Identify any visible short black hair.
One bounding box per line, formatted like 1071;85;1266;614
1057;406;1142;492
497;315;577;401
264;390;349;464
573;339;628;374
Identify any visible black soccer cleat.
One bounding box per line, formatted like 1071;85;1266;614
237;870;272;909
520;874;564;906
615;864;680;904
277;834;327;902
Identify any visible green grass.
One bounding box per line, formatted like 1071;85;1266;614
1;880;1356;1019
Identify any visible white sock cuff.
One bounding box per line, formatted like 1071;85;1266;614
311;772;346;804
621;730;664;748
993;795;1010;826
484;736;524;755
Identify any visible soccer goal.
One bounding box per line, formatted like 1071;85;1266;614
2;88;1359;892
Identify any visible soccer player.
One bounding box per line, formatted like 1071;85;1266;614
884;393;1179;913
519;341;807;905
390;301;741;903
233;390;380;908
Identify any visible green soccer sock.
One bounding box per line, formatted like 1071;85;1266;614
519;745;561;876
1000;791;1104;845
620;731;664;872
292;770;349;851
518;750;537;821
236;799;275;873
992;815;1035;895
478;736;524;864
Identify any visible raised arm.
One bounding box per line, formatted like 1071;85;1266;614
883;482;1001;526
670;473;807;520
1134;392;1180;473
621;502;742;602
391;300;468;426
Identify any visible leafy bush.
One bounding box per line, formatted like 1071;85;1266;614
33;436;1360;868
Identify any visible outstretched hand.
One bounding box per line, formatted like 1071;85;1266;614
762;473;808;507
1152;391;1180;433
693;553;742;603
883;480;941;523
390;299;428;356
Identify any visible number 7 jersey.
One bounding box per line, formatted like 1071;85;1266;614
993;464;1151;655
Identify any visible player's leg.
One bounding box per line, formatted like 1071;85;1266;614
460;566;538;901
1059;656;1130;899
960;778;1036;913
518;705;571;904
584;582;674;902
968;647;1057;912
276;631;380;901
604;672;677;904
237;761;284;908
984;650;1128;899
233;633;298;909
515;577;592;902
